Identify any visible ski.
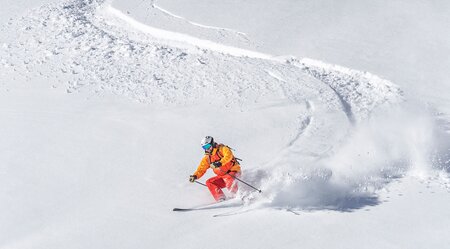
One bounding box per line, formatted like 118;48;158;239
173;207;203;212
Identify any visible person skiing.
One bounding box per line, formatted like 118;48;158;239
189;136;241;202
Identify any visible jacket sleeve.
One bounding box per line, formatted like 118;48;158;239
193;155;210;179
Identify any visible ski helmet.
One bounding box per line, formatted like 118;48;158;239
201;136;214;150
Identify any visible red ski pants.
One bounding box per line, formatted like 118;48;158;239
206;172;240;201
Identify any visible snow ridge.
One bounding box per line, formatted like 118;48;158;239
105;5;269;59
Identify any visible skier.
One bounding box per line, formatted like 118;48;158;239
189;136;241;202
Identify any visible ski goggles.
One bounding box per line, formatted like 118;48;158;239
202;143;212;150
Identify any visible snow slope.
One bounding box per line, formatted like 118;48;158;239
151;0;450;116
1;0;450;248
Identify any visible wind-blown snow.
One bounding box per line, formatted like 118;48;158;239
261;102;450;210
1;0;450;248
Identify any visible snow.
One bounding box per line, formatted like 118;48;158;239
1;0;450;248
104;5;272;59
154;0;450;113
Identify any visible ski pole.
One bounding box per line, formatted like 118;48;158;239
227;173;262;193
194;180;207;187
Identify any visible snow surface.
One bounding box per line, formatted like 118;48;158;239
152;0;450;116
1;0;450;248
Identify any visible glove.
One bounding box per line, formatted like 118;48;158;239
189;175;197;183
211;161;222;169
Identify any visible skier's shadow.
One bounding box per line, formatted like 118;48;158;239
322;195;380;212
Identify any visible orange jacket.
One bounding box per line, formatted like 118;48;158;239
193;144;241;179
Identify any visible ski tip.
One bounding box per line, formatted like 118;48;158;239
173;208;191;212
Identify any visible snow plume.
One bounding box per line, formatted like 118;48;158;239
325;102;448;183
259;101;450;211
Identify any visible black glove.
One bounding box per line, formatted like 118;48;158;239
189;175;197;183
211;161;222;169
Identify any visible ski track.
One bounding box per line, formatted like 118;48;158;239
0;0;427;212
286;101;313;148
294;58;404;122
151;0;249;38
